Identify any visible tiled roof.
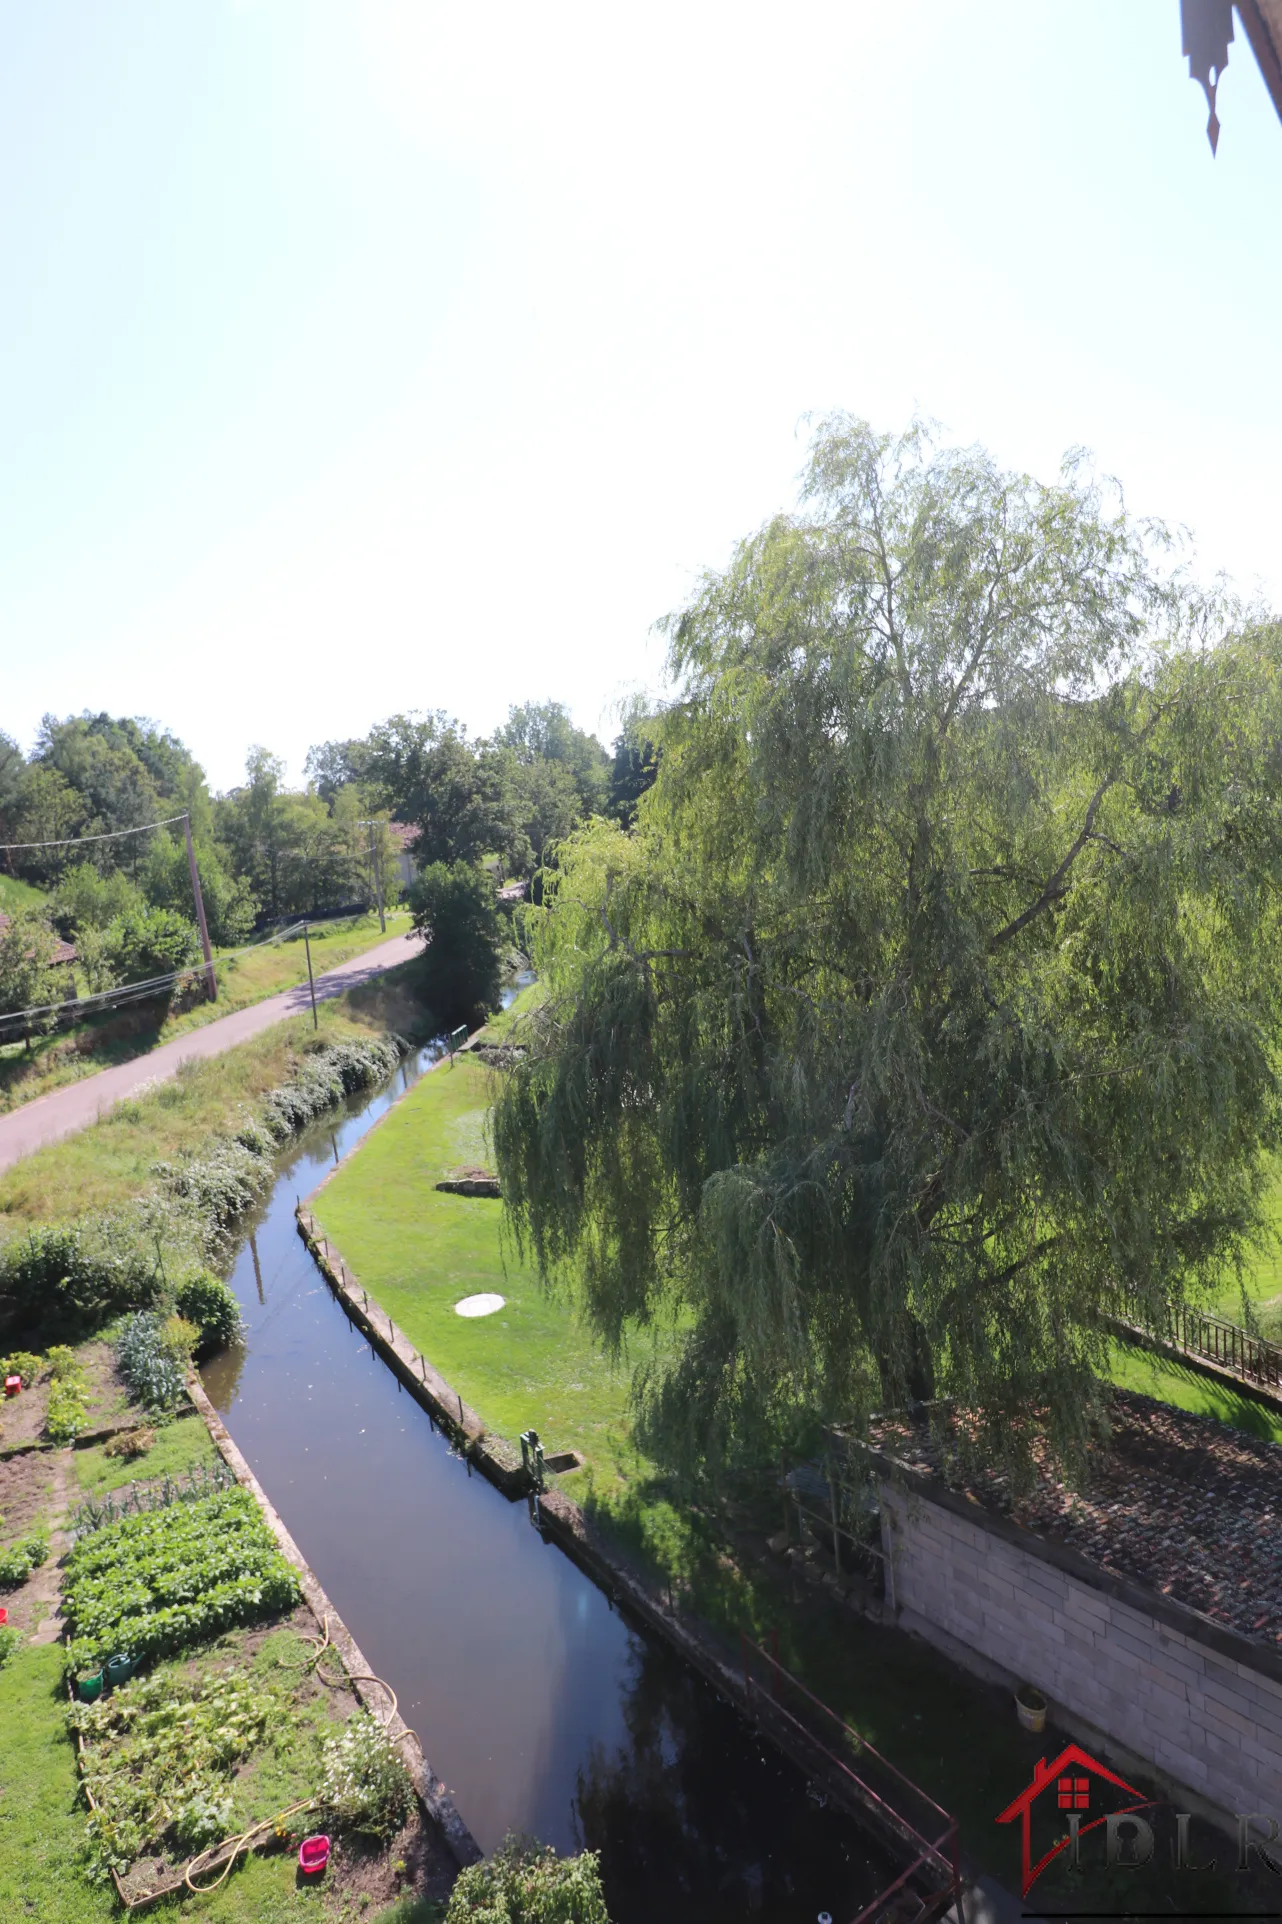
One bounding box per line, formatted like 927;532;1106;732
871;1388;1282;1650
0;912;76;967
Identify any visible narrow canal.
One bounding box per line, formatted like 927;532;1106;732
202;1018;896;1922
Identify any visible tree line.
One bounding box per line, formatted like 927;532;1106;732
0;702;658;1029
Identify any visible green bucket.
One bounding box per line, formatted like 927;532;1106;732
77;1670;104;1703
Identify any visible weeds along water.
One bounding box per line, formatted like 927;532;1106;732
200;1013;896;1924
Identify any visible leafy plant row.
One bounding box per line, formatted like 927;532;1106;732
63;1488;299;1667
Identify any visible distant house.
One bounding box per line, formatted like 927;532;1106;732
387;822;418;893
0;913;76;969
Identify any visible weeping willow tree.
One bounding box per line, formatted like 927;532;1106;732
493;416;1282;1486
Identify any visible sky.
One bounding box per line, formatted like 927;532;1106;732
1;0;1280;793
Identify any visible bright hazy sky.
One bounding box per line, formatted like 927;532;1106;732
3;2;1280;792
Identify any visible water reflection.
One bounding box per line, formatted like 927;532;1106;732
575;1635;890;1924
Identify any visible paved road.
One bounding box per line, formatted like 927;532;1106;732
0;928;424;1176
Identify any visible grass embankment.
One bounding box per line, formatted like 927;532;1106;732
312;1042;1275;1909
0;954;427;1227
0;873;50;914
0;910;413;1117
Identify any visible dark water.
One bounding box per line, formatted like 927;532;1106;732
202;1007;895;1921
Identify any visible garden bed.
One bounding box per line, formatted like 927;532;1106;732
71;1608;452;1909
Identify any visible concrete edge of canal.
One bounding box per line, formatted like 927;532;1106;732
185;1370;484;1870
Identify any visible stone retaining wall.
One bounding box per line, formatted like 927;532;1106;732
880;1473;1282;1822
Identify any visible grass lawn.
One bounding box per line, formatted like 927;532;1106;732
1106;1335;1282;1442
74;1408;217;1495
313;1053;654;1507
0;954;426;1226
0;910;413;1117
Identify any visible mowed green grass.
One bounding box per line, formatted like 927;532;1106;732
74;1408;217;1495
312;1053;658;1503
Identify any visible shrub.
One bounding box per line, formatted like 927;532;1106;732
101;906;201;989
114;1311;194;1415
53;863;145;939
174;1272;242;1352
153;1139;272;1230
444;1835;611;1924
319;1713;415;1840
0;1528;50;1586
0;1221;161;1335
0;1622;22;1668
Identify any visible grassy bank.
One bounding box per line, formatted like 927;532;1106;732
0;910;413;1117
313;1051;648;1507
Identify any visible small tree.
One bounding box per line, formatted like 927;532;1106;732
0;913;67;1051
408;862;504;1027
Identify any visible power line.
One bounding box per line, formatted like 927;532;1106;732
0;919;308;1039
0;813;189;855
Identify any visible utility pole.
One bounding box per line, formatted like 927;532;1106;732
370;822;385;933
303;922;318;1029
183;813;217;1002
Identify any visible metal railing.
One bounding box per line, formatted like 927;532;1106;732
1121;1295;1282;1392
1169;1305;1282;1389
739;1635;960;1924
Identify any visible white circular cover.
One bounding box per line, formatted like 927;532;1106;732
455;1293;505;1318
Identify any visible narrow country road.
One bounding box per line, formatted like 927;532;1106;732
0;928;424;1176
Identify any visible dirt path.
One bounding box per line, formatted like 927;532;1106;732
0;929;423;1176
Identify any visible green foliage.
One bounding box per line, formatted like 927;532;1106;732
0;1623;22;1668
0;910;69;1041
44;1344;91;1443
318;1711;414;1840
362;714;511;867
444;1834;610;1924
137;828;257;947
62;1487;300;1666
113;1311;196;1414
0;1349;43;1386
52;861;145;936
99;904;201;987
494;415;1282;1489
0;1219;162;1335
0;1528;50;1585
408;861;503;1024
70;1663;273;1881
174;1270;243;1351
607;714;660;828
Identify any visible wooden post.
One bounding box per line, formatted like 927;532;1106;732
183;813;217;1002
303;923;318;1029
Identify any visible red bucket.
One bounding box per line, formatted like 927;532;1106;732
298;1834;330;1876
0;1607;8;1627
4;1376;20;1397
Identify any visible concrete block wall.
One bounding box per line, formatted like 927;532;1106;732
880;1478;1282;1818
